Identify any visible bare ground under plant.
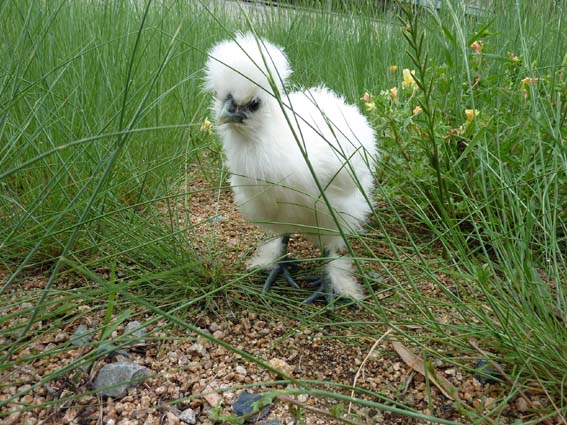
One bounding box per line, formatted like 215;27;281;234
0;167;554;425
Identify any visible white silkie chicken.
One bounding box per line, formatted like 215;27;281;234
204;32;378;304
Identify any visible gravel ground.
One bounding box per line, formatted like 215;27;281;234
0;167;553;424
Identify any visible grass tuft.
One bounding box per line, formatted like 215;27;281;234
1;0;566;423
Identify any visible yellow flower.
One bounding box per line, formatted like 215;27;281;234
402;69;417;89
364;102;376;112
388;65;398;73
465;109;480;122
389;87;398;102
520;77;541;98
361;92;372;103
413;105;423;115
521;77;540;86
507;52;520;62
200;117;213;133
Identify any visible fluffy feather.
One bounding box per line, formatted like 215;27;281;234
204;32;378;300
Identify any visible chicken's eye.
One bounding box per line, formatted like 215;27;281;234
248;98;261;112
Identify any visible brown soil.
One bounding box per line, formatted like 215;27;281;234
0;168;555;425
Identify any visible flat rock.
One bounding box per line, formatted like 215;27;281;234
232;391;271;423
93;361;150;398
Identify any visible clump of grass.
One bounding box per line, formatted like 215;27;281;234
1;0;567;423
362;0;567;421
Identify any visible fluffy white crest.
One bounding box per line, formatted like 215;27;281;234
204;32;291;100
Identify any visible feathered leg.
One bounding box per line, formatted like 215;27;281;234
250;238;364;304
304;250;364;305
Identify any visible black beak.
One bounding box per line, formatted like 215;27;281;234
218;98;247;124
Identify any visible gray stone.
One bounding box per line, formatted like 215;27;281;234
258;420;281;425
70;325;91;346
93;361;150;398
211;215;228;223
125;321;147;341
474;359;501;384
232;391;271;423
179;408;197;424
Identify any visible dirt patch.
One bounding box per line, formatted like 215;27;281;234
0;288;537;425
0;169;554;424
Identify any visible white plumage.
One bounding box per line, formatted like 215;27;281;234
204;32;378;302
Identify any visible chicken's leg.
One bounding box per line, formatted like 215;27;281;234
262;240;360;306
262;235;300;292
303;250;363;306
303;249;334;305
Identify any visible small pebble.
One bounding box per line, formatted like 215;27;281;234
211;215;228;223
189;343;207;357
484;397;497;410
70;325;91;346
232;391;271;423
125;321;147;341
203;385;222;407
166;411;180;424
54;332;68;342
516;397;529;412
268;358;293;376
474;360;501;384
179;408;197;424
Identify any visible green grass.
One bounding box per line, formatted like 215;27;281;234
1;0;566;423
